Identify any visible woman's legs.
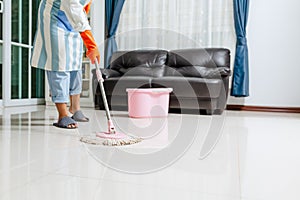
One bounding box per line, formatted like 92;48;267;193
46;71;78;128
69;94;81;113
69;94;89;122
56;103;69;119
68;70;89;121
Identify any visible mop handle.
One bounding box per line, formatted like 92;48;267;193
94;61;112;122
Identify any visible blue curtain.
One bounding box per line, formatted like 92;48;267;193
231;0;250;97
105;0;125;68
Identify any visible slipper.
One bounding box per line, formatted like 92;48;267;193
53;116;78;129
71;110;89;122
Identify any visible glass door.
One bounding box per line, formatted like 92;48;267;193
11;0;44;101
1;0;44;107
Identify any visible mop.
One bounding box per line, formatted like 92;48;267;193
80;61;141;146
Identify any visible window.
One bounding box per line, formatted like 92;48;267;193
116;0;235;58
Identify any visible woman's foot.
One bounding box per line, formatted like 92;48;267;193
69;94;89;122
53;116;78;129
70;110;89;122
55;103;78;128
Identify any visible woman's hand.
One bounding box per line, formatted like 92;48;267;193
80;29;100;64
87;48;100;64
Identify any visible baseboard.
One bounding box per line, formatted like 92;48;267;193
226;105;300;113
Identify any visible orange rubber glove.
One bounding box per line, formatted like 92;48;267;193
80;30;100;64
84;0;92;14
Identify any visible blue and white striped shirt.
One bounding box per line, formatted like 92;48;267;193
31;0;91;71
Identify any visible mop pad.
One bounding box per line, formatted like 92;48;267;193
80;61;141;146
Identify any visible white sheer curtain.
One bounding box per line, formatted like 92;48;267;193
116;0;235;53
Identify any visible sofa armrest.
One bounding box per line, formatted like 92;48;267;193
165;66;231;78
101;69;121;79
91;68;121;79
214;67;231;77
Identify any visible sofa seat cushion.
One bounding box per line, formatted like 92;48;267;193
151;77;222;98
104;76;152;96
120;64;166;77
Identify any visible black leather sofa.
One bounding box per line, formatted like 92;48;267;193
92;48;231;115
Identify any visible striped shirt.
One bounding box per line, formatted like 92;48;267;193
31;0;91;71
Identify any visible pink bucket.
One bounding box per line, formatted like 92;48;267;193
126;88;173;118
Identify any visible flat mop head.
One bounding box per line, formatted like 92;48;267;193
79;113;141;146
82;63;142;146
98;130;142;146
80;133;142;146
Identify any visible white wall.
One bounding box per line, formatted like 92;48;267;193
228;0;300;107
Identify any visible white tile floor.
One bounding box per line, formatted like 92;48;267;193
0;105;300;200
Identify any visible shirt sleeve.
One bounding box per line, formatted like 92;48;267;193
60;0;91;32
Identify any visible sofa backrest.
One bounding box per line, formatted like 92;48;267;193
164;48;231;78
109;48;231;78
110;50;168;77
167;48;230;68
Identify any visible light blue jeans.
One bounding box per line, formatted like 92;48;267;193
46;70;82;103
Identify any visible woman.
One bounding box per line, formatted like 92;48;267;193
31;0;100;129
